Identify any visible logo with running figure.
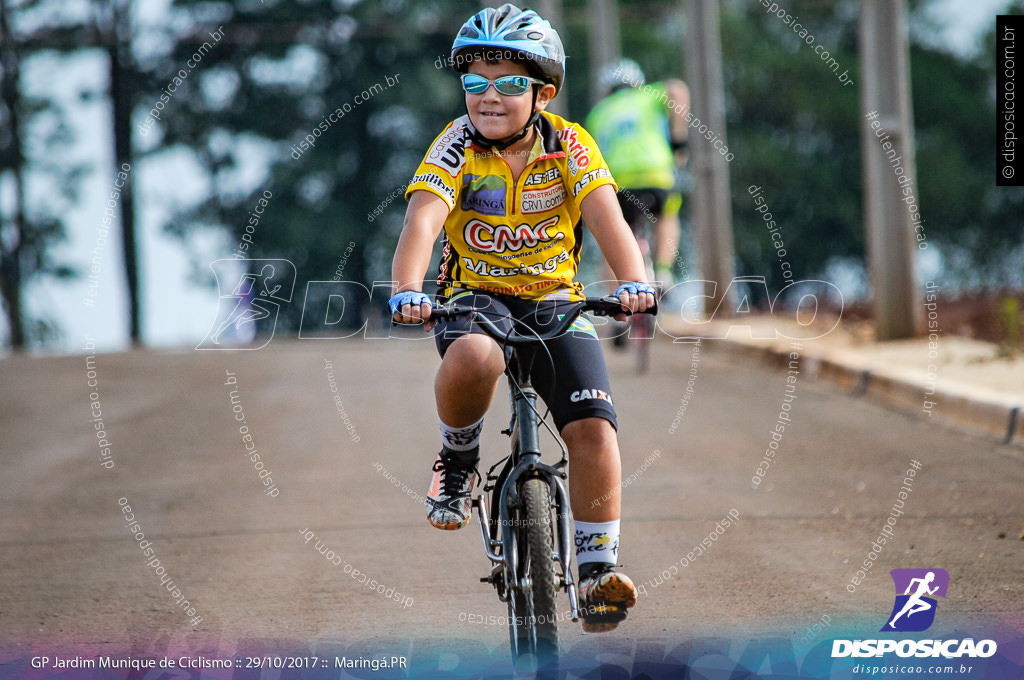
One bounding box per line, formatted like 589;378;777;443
881;568;949;632
196;259;295;350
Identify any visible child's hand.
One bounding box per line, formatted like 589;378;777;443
614;282;657;322
389;291;435;330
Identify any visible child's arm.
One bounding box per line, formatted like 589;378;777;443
391;190;449;327
580;184;656;315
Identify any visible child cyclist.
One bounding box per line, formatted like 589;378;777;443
388;3;655;633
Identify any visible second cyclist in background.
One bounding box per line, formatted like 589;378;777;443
586;59;690;298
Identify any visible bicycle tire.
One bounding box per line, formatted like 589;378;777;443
507;476;559;667
634;224;656;375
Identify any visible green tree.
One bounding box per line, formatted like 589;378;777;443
720;0;862;299
145;0;480;333
0;0;86;349
719;0;1022;298
918;0;1024;289
590;0;1021;304
144;0;1020;339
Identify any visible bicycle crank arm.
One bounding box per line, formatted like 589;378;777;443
567;582;581;622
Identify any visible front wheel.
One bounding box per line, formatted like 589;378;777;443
506;476;559;669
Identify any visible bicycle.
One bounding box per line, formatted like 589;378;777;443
630;222;658;374
429;295;657;669
611;190;660;374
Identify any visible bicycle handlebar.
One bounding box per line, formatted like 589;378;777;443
428;296;658;346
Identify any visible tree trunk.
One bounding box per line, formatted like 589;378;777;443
0;0;27;349
92;0;140;344
105;0;141;344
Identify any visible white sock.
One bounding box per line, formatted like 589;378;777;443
439;417;484;453
575;519;620;567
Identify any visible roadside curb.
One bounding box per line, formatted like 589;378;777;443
659;325;1024;449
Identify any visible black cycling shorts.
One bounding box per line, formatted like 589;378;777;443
433;290;618;432
616;188;669;233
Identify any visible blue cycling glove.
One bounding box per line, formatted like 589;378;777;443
615;282;657;298
388;291;432;315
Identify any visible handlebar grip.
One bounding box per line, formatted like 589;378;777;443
586;295;659;318
428;304;469;322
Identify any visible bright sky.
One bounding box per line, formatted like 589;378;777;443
926;0;1011;55
4;0;1012;355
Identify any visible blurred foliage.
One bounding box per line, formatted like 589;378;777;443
143;0;482;331
719;0;861;295
719;0;1023;297
3;0;1022;344
998;296;1021;357
0;0;87;347
943;0;1024;289
608;0;1024;300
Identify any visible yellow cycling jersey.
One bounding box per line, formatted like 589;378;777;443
405;111;616;301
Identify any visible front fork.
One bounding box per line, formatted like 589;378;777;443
475;384;581;622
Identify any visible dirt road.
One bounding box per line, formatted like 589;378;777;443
1;336;1022;678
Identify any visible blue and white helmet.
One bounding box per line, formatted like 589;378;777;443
451;3;565;95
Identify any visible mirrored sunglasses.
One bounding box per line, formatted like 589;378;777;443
461;74;544;96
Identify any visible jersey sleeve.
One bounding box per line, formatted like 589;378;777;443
561;121;617;205
405;119;467;211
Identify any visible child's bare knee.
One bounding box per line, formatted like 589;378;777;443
445;335;504;377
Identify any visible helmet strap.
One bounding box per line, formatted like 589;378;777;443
468;86;541;151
